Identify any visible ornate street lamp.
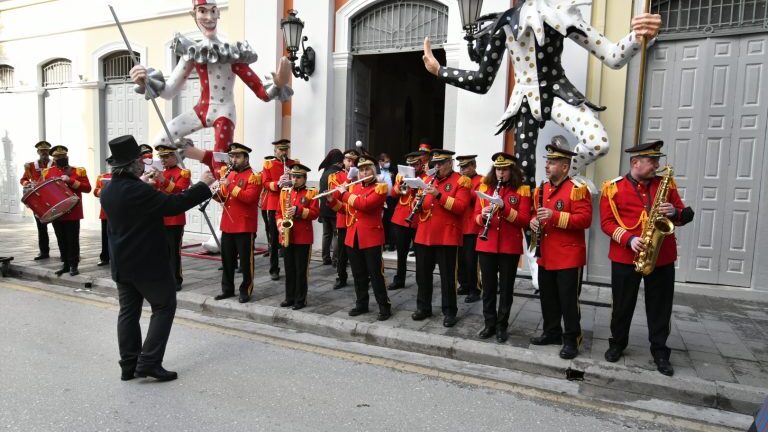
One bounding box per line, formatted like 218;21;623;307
457;0;484;63
280;9;315;81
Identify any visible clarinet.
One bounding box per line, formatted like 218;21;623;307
528;181;545;257
479;182;502;241
404;175;436;226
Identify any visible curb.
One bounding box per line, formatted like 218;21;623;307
7;262;767;416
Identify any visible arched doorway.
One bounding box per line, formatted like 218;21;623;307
102;51;147;159
347;0;448;161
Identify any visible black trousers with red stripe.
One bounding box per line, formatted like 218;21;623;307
538;266;583;346
220;232;254;297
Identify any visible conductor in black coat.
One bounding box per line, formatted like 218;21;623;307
101;135;214;382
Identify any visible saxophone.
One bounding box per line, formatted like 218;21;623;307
280;185;294;248
634;166;675;276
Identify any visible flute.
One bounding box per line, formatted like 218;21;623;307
312;175;375;200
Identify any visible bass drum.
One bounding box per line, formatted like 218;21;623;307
21;178;80;223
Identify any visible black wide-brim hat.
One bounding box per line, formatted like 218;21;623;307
107;135;142;167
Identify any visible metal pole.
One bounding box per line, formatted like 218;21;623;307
632;0;652;147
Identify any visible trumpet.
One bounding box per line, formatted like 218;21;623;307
312;175;375;200
479;183;502;241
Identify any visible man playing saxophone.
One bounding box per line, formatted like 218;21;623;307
600;141;686;376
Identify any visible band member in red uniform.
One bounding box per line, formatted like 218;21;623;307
600;140;685;376
153;144;191;291
21;140;53;260
528;139;592;359
335;156;392;320
93;171;113;266
139;144;153;161
327;149;360;289
388;152;427;290
212;143;262;303
475;153;531;342
259;156;274;257
261;139;294;280
42;145;92;276
277;163;319;310
412;149;471;327
456;154;484;303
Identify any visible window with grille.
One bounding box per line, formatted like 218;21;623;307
652;0;768;39
0;65;13;90
42;59;72;87
103;51;139;82
351;0;449;54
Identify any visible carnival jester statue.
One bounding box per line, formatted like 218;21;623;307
129;0;293;173
422;0;661;187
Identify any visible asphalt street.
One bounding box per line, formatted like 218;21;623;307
0;280;690;432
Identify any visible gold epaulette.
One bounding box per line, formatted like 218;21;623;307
263;159;273;170
305;187;318;200
517;185;531;197
458;175;472;189
42;168;50;178
219;166;229;178
570;184;588;201
375;183;388;195
76;167;86;177
601;176;623;199
248;172;262;185
478;183;488;193
395;174;403;183
180;169;191;179
328;172;338;187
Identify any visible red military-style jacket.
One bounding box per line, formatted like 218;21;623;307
327;170;350;229
41;165;91;221
155;166;191;226
216;166;262;233
474;183;531;254
342;181;389;249
414;172;471;246
462;174;484;235
534;178;593;270
94;172;112;220
261;157;295;211
20;159;52;186
390;171;429;228
277;186;319;245
600;174;685;267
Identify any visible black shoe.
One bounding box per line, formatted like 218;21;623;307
377;310;392;321
443;315;458;328
387;281;405;290
33;254;50;261
120;366;136;381
478;326;496;339
214;292;235;301
135;365;178;382
464;294;481;303
348;307;369;317
559;344;579;360
280;300;294;308
529;334;563;346
54;265;70;276
655;358;674;376
411;310;433;321
263;250;270;257
604;346;623;363
456;286;470;296
496;328;508;343
270;273;280;281
69;266;79;276
292;302;306;310
238;294;251;303
96;260;109;266
333;279;347;289
236;267;242;274
176;284;182;292
323;259;333;265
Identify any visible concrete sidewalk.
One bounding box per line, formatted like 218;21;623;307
2;217;767;417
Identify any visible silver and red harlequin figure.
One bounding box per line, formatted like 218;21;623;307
130;0;293;172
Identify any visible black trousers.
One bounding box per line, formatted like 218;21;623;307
52;220;80;266
266;210;280;275
220;232;254;296
320;216;336;262
347;236;391;312
165;225;184;286
538;266;583;345
609;262;675;360
284;243;310;305
415;244;458;316
479;252;520;329
458;234;481;296
35;216;49;256
117;274;177;370
383;197;396;249
261;209;271;245
392;224;416;285
335;227;349;282
99;219;110;262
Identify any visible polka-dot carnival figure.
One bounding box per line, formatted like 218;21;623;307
129;0;293;174
423;0;661;187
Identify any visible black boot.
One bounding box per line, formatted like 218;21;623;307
478;326;496;339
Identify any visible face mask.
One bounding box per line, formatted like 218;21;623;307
382;162;390;169
55;158;68;168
